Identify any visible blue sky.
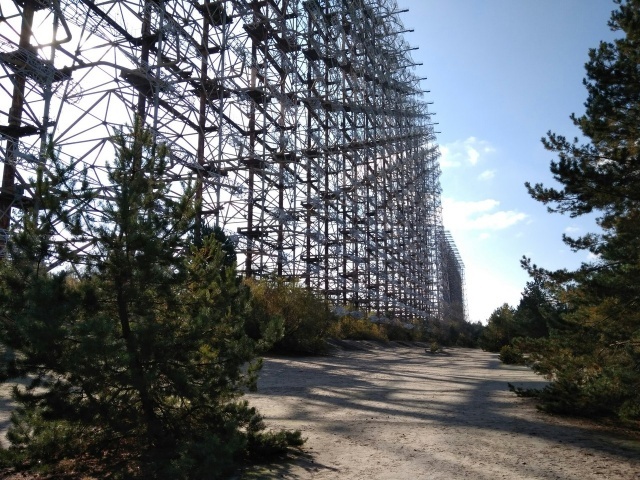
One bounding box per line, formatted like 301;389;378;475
396;1;619;323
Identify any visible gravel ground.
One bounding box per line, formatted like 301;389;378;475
243;343;640;480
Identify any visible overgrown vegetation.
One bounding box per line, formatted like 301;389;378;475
328;309;482;348
496;0;640;424
327;311;389;342
0;121;302;478
479;278;562;353
422;317;482;348
245;276;482;353
245;277;337;354
498;345;525;365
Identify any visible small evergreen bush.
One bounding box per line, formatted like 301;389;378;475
499;345;525;365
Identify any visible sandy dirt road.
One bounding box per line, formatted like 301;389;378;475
244;343;640;480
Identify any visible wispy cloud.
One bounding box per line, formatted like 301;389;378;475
478;169;496;181
439;137;495;169
442;198;528;232
468;210;528;230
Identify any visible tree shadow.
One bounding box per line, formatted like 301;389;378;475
246;346;640;478
235;450;339;479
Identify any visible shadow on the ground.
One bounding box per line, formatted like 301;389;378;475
243;345;640;478
234;450;338;480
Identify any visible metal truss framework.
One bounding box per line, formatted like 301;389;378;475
442;230;466;322
0;0;465;323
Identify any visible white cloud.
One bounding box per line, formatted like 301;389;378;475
478;169;496;181
442;198;528;232
467;146;480;165
450;198;499;214
439;137;495;169
564;225;581;234
468;210;528;230
439;145;459;168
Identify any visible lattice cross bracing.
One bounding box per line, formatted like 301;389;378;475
0;0;465;324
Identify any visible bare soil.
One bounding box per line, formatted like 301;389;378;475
242;342;640;480
1;344;639;479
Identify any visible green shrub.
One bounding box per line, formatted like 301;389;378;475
327;315;388;341
246;277;337;354
384;322;421;341
514;333;640;422
499;345;525;364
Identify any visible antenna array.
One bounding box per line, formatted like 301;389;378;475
0;0;465;323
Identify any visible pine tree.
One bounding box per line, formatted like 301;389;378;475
478;304;516;352
0;119;299;478
512;278;564;339
523;0;640;421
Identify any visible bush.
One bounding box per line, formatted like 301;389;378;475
246;277;337;354
423;320;480;347
384;321;422;341
536;355;640;421
327;314;388;341
455;333;476;348
511;331;640;422
499;345;525;365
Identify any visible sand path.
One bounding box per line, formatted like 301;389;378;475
244;343;640;480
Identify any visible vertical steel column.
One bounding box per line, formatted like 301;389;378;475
0;1;36;239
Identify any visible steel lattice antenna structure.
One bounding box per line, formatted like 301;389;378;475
442;229;466;322
0;0;465;324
